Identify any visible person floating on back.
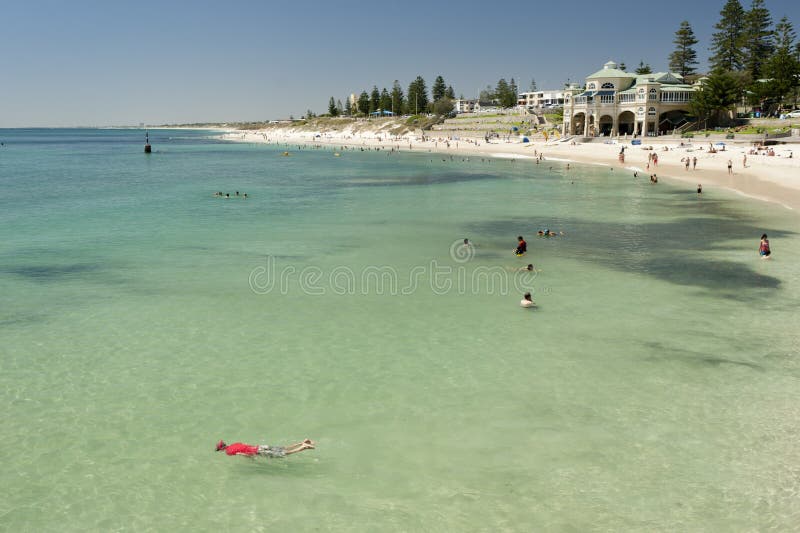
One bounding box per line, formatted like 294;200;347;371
515;236;527;256
759;234;771;258
215;438;315;458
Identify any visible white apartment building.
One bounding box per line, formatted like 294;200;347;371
517;90;565;109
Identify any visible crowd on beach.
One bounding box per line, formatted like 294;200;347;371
221;126;799;204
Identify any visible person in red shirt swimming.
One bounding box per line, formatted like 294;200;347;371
215;438;315;458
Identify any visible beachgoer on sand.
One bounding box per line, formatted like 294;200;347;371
215;439;315;458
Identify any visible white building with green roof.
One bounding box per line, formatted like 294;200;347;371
562;61;697;137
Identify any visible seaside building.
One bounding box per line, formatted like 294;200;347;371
562;61;697;137
454;98;477;113
454;99;504;114
517;90;565;110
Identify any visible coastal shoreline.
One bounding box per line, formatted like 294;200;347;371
218;127;800;211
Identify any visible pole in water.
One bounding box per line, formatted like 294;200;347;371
144;130;151;153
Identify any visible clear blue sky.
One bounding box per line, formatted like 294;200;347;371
2;0;799;126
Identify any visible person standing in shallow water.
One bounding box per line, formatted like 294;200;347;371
759;234;771;257
515;236;527;256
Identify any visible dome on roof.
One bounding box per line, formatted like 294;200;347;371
604;61;617;70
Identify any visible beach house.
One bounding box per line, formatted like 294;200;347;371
517;90;565;110
454;99;504;114
562;61;696;137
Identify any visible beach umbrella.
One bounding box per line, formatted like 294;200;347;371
715;142;726;146
522;137;529;143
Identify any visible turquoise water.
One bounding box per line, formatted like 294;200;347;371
1;129;799;531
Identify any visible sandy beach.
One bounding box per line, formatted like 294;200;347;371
221;126;800;211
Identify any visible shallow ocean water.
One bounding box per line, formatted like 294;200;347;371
1;129;799;531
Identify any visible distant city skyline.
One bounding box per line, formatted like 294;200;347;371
2;0;799;127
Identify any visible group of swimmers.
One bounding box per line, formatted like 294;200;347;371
514;237;535;308
510;232;566;308
514;230;562;255
537;229;562;237
464;237;540;308
213;191;248;199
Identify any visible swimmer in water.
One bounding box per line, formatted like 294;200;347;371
520;292;535;308
216;439;315;458
506;263;536;273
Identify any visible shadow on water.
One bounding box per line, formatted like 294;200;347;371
0;313;46;328
232;458;324;478
641;341;765;371
1;263;102;281
341;172;499;188
468;209;791;293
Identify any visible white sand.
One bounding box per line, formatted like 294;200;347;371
220;127;800;210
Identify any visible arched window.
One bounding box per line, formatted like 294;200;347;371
601;82;614;89
649;88;657;94
588;83;596;90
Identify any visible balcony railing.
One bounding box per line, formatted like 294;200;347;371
570;93;694;106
